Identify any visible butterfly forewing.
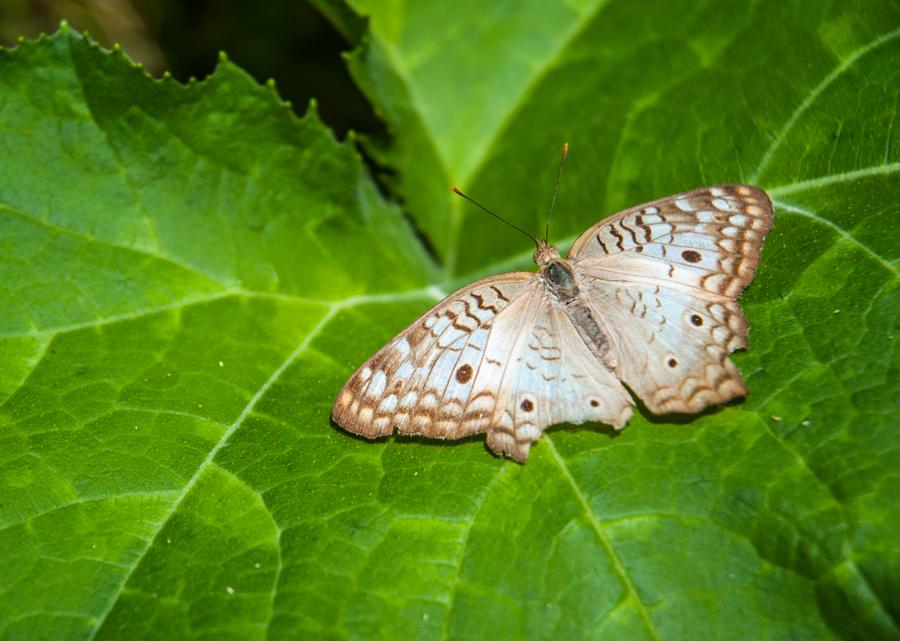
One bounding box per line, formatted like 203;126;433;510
569;185;772;299
333;273;535;440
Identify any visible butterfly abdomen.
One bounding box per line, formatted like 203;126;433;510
565;299;617;371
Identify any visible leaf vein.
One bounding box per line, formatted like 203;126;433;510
766;163;899;197
544;436;662;641
751;26;900;182
0;204;226;291
0;490;180;533
86;304;336;639
772;198;899;276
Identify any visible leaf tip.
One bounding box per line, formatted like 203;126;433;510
301;99;327;130
219;50;229;63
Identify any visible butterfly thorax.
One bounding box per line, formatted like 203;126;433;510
538;249;618;370
543;259;579;303
535;242;578;302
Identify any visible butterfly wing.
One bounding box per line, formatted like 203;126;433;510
333;273;537;440
486;294;633;462
333;274;634;462
568;185;773;414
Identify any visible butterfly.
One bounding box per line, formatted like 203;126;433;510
332;151;773;463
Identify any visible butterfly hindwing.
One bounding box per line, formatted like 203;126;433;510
486;293;634;462
576;279;750;414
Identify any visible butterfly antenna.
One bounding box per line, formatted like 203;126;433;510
544;142;568;243
450;186;541;248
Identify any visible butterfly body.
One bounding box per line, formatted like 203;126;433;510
543;256;578;300
333;185;773;462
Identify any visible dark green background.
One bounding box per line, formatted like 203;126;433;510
0;0;377;136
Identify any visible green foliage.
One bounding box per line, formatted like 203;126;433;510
1;2;898;640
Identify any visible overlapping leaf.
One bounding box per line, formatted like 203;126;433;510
1;2;899;639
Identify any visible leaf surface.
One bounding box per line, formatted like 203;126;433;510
1;5;899;640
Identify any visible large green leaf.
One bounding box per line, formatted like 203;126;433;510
1;3;898;640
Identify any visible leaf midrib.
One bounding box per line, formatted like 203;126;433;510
10;158;892;340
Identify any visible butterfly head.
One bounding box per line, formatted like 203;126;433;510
533;240;561;266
